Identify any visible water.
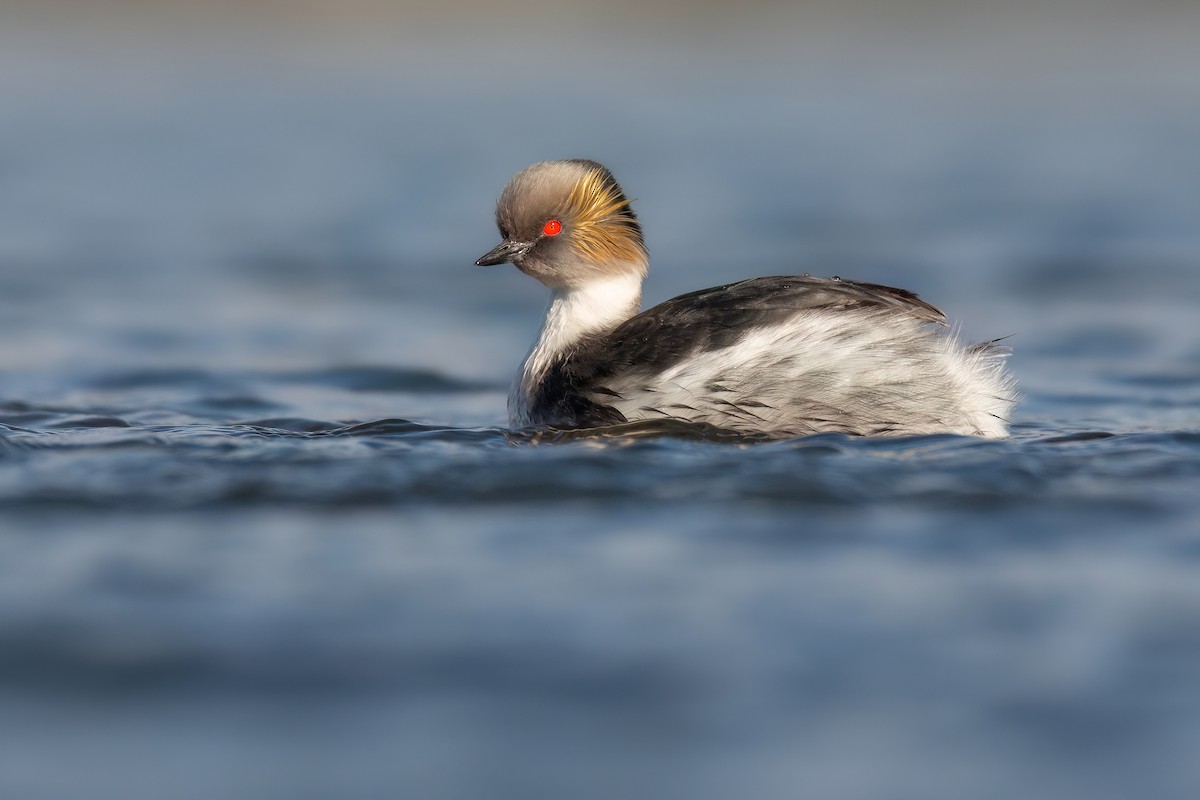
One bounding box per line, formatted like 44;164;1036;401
3;7;1200;798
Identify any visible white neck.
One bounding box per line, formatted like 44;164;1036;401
509;271;644;425
536;273;643;356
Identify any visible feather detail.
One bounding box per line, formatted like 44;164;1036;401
557;165;647;270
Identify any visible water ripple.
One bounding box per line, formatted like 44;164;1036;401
1;407;1197;515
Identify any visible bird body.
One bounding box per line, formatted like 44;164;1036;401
477;160;1016;438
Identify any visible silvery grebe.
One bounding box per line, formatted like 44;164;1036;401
476;159;1016;438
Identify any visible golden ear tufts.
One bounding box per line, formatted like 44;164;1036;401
559;168;646;267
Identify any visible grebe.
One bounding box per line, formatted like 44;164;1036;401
476;159;1016;438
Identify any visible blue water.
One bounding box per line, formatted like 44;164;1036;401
3;13;1200;799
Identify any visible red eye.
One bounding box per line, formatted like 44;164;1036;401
543;219;562;236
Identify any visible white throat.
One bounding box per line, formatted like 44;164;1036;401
509;272;644;425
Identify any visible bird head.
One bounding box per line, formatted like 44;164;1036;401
475;160;648;289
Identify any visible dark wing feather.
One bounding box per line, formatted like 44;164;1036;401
599;275;943;370
651;275;943;323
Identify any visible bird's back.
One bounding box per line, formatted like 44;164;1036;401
521;276;1015;437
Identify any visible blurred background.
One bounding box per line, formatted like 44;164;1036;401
2;1;1199;798
4;0;1198;403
